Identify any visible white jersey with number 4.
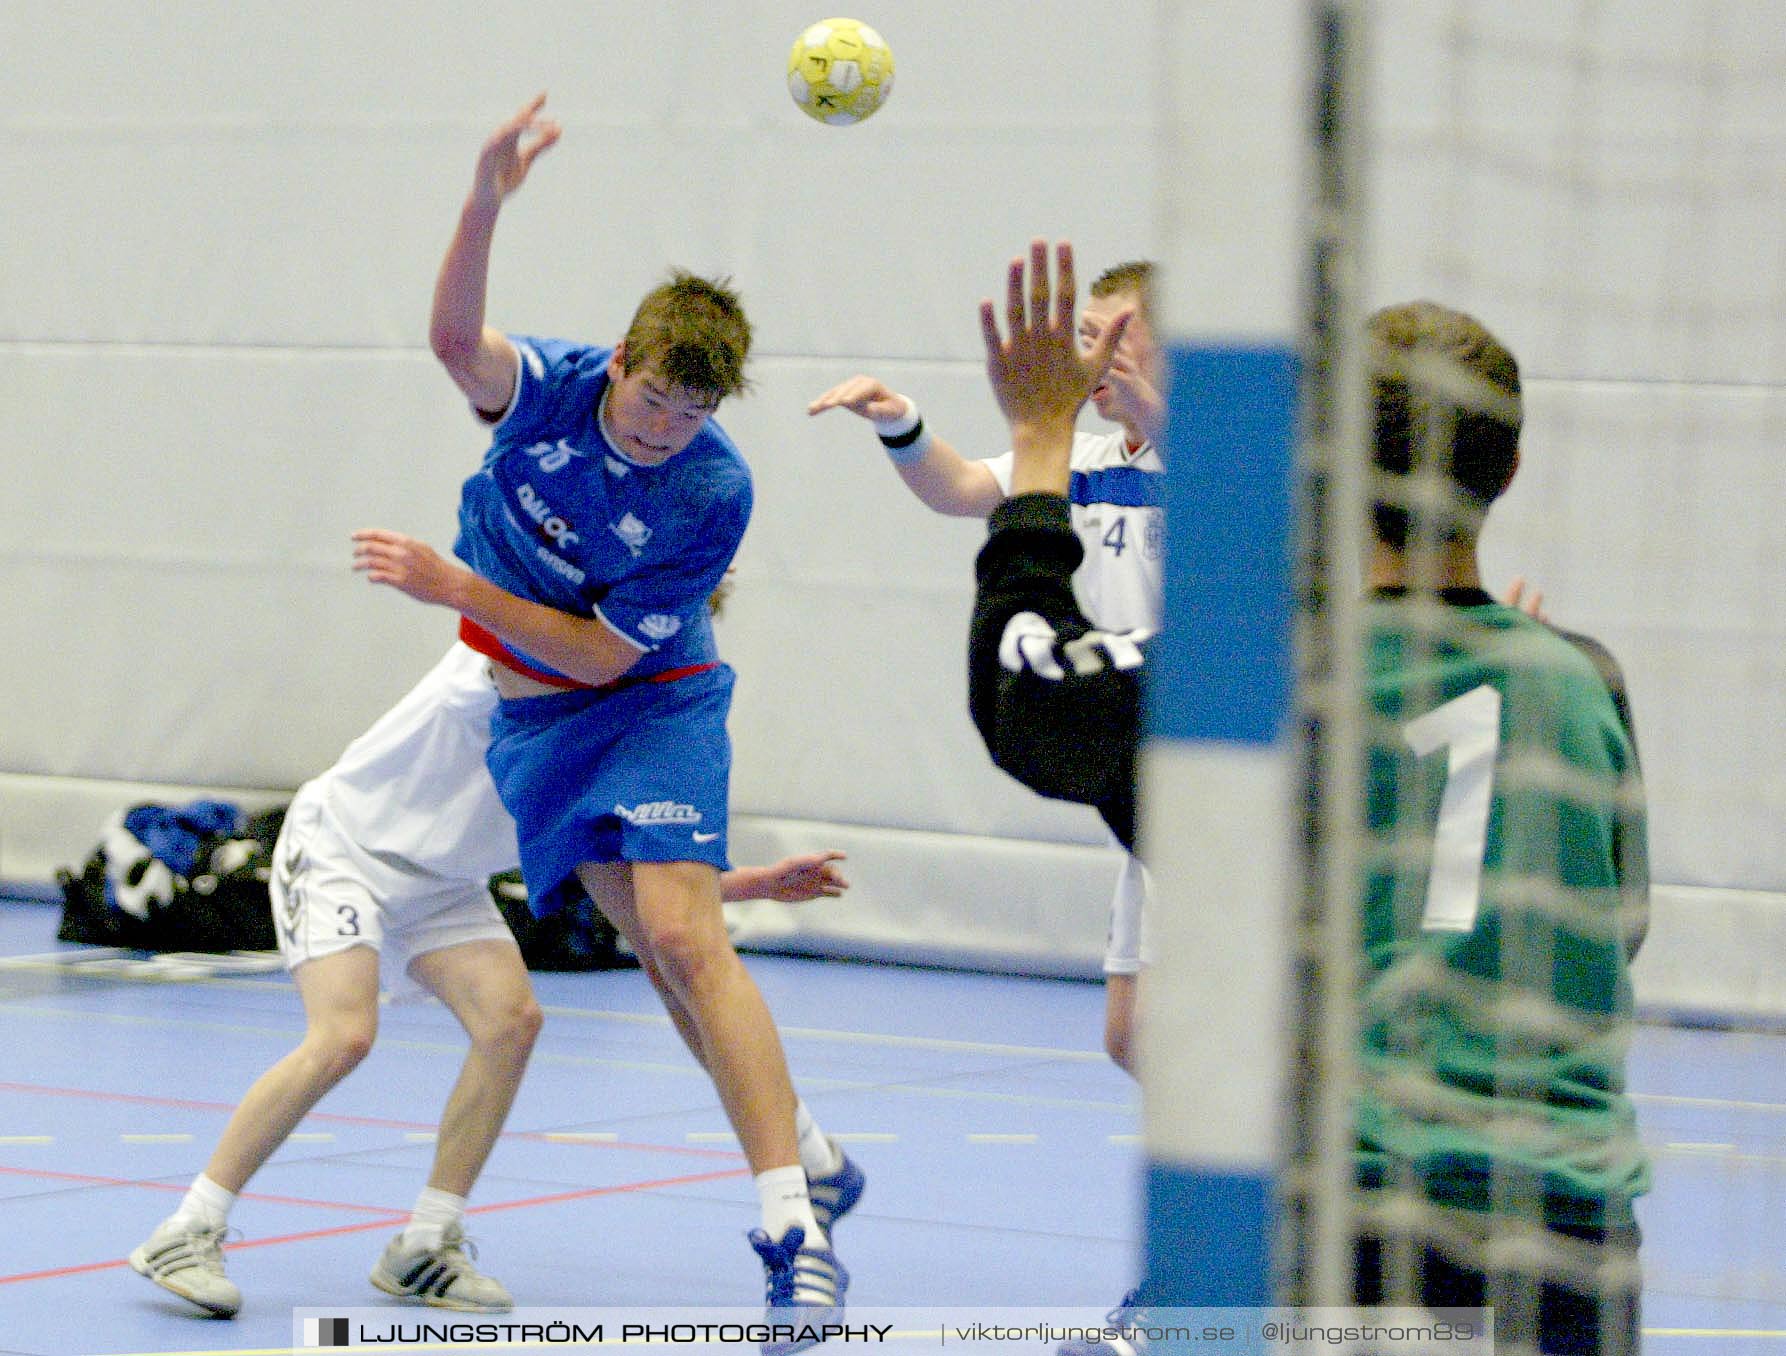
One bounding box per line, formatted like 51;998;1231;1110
982;428;1164;634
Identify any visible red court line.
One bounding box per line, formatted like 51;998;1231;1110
0;1080;438;1130
0;1163;407;1216
0;1163;751;1287
0;1080;746;1158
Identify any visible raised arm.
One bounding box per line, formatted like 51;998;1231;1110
979;238;1131;494
967;240;1144;848
429;93;562;416
806;376;1004;517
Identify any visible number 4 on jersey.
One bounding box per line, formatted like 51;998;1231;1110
1403;684;1502;933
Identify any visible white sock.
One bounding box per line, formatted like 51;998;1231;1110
795;1100;843;1179
755;1164;825;1249
402;1186;466;1249
169;1173;235;1231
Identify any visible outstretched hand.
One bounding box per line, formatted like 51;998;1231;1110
980;239;1132;433
472;92;562;208
752;851;850;903
806;375;909;423
352;529;469;610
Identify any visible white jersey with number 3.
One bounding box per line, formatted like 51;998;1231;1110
982;428;1164;634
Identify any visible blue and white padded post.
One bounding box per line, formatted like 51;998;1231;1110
1139;0;1309;1312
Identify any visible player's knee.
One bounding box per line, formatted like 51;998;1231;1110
308;1018;377;1078
632;916;723;992
492;992;544;1056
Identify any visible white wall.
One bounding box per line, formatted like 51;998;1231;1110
1366;0;1786;902
1;2;1781;1004
0;0;1152;970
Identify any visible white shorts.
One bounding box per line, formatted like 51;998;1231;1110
1103;851;1153;976
270;644;521;991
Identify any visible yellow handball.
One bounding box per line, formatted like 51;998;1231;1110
787;18;894;126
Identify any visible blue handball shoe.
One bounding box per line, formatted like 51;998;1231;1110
748;1225;848;1356
806;1141;865;1236
1056;1287;1147;1356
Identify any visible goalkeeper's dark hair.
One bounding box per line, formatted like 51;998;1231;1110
621;270;752;401
1368;300;1521;550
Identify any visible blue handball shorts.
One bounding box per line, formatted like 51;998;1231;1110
485;663;735;917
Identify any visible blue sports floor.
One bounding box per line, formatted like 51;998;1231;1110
0;895;1780;1355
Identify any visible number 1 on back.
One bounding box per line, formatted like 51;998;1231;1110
1403;684;1503;933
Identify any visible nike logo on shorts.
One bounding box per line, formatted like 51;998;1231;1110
692;831;720;843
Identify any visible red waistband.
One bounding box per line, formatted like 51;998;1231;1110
458;617;717;695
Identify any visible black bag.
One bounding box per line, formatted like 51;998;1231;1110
56;801;286;953
487;871;636;971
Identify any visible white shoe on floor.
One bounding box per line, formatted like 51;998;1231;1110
369;1223;513;1312
129;1218;242;1318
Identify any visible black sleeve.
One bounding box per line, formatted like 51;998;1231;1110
1549;625;1640;765
968;493;1144;851
1552;623;1651;959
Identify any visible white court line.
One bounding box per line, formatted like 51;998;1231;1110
544;1131;620;1143
4;1003;1138;1116
966;1133;1040;1144
539;1002;1109;1064
404;1132;437;1143
687;1132;737;1144
0;1135;53;1145
121;1134;193;1144
288;1133;337;1143
1630;1091;1786;1115
5;1001;1134;1114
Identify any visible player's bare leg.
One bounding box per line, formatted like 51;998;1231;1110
365;938;539;1314
408;938;543;1195
579;860;801;1173
619;913;864;1240
210;946;382;1189
579;859;845;1331
1103;974;1139;1079
129;947;381;1317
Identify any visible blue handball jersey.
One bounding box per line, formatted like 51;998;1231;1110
453;337;752;681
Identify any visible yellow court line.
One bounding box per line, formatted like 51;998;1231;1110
81;1328;1786;1356
85;1340;962;1356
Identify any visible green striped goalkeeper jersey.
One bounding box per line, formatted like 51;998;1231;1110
1357;593;1651;1230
